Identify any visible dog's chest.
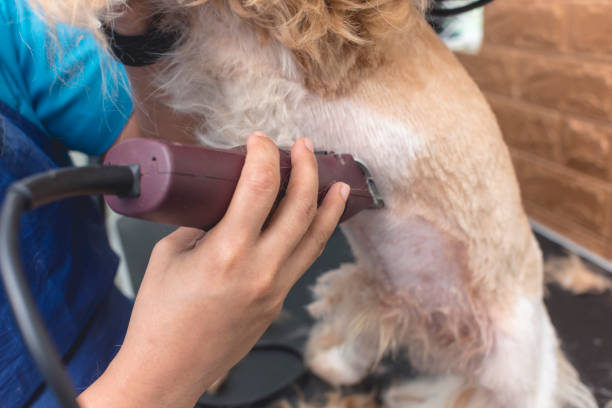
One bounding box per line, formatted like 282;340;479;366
158;4;424;180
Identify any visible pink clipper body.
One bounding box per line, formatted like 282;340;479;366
103;138;383;230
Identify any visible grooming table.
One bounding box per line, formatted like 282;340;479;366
116;219;612;407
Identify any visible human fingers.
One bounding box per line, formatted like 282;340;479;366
277;182;348;290
216;132;280;243
260;137;318;258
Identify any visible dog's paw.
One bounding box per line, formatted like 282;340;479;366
307;345;366;386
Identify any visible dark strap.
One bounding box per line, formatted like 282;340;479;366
430;0;495;17
102;15;183;67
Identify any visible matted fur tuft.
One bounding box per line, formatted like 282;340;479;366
224;0;431;95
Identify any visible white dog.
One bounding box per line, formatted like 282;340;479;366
33;1;598;406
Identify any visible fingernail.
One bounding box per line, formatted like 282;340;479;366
249;131;267;140
340;183;350;201
303;138;314;152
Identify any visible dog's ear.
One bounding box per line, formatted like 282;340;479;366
227;0;431;97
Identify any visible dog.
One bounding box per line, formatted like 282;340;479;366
32;1;599;406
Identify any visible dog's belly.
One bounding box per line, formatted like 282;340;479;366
341;213;471;307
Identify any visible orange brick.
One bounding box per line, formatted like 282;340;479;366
488;95;562;162
484;2;565;50
518;57;612;120
569;2;612;59
512;152;611;235
457;48;519;96
561;118;612;181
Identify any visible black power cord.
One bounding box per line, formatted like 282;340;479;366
430;0;495;17
0;165;139;408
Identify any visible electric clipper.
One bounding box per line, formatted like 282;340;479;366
103;138;384;229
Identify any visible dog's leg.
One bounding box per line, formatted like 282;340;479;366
306;318;379;386
383;296;597;408
472;297;596;408
305;263;388;386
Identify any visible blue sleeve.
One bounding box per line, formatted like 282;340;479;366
0;1;133;156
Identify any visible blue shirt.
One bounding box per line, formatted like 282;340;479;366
0;113;132;406
0;2;134;406
0;1;133;155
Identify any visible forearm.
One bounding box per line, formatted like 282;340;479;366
77;350;211;408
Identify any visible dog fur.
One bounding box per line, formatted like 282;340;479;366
31;1;599;406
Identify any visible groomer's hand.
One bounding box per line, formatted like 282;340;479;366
78;132;349;408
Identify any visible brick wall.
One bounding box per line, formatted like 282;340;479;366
456;0;612;260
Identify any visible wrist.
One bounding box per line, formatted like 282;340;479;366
80;346;205;408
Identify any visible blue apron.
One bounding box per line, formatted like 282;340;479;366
0;101;133;407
